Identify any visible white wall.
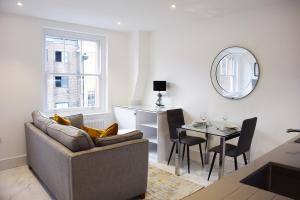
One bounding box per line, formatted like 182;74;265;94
0;13;134;166
130;31;151;105
142;1;300;159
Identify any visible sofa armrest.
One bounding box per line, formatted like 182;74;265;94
25;122;74;200
70;139;149;200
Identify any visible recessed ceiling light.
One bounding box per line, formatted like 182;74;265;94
171;4;176;9
117;21;121;25
17;2;23;6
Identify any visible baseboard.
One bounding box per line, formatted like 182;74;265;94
0;154;27;171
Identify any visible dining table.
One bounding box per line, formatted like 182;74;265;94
175;121;241;180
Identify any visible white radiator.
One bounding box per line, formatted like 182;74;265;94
84;119;105;129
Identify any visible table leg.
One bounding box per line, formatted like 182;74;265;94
175;128;182;176
218;137;226;179
204;133;209;164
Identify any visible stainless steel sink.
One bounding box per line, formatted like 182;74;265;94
240;162;300;199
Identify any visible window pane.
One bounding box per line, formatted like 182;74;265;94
83;76;99;108
88;91;96;107
45;36;81;74
47;75;99;110
82;41;99;74
46;37;64;73
64;39;81;73
45;36;99;75
55;102;69;109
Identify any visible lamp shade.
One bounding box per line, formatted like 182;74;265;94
153;81;166;91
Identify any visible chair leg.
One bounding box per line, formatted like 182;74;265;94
139;193;146;199
187;145;190;173
167;142;175;165
234;157;238;170
182;144;186;161
208;152;217;181
243;153;248;165
199;144;204;167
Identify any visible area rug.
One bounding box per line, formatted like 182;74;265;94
146;165;203;200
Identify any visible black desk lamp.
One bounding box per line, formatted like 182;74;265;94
153;81;166;107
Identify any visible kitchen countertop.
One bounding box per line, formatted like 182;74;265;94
183;135;300;200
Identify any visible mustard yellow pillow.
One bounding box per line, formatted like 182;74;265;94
53;114;71;126
81;123;118;141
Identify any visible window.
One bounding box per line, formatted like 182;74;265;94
88;91;96;107
218;54;240;93
55;76;69;88
44;29;106;112
55;51;62;62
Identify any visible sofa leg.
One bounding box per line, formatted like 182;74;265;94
28;165;32;170
138;193;146;199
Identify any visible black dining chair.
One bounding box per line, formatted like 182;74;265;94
167;109;206;173
207;117;257;180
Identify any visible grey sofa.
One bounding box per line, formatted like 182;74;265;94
25;113;148;200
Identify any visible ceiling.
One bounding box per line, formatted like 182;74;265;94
0;0;285;31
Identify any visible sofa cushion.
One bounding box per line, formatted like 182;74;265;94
50;113;83;128
65;114;84;129
94;130;143;147
47;123;95;152
81;123;118;141
32;110;56;133
53;114;71;126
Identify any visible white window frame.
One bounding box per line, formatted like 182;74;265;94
43;28;107;115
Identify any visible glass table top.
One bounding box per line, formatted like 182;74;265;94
181;122;240;137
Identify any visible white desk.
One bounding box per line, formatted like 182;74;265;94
113;105;174;163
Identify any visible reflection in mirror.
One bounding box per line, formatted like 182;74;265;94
211;47;259;99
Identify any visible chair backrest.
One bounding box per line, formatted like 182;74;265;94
237;117;257;154
166;109;185;140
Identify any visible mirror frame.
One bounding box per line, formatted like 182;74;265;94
210;46;260;100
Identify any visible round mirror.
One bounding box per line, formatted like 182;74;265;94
211;47;259;99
